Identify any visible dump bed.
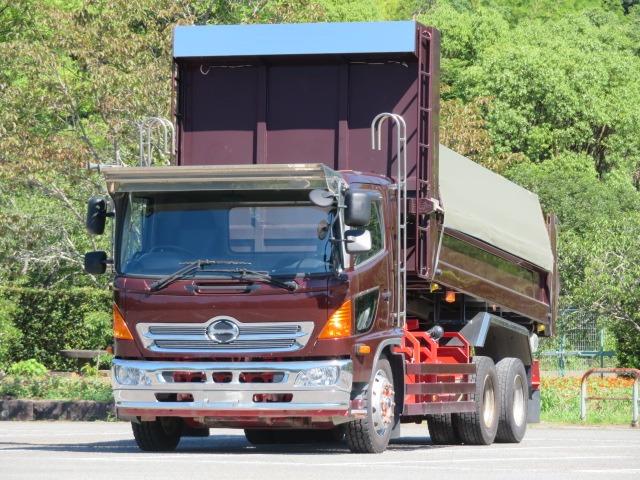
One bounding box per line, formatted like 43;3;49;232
172;21;557;330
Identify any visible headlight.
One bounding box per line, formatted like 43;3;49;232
113;365;151;386
294;366;339;387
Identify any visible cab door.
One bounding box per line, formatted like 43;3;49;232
348;185;393;334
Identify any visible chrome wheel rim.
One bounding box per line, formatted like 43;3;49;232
371;368;395;437
482;375;496;428
512;374;526;427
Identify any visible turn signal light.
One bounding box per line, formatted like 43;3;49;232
444;290;456;303
113;304;134;340
319;300;352;339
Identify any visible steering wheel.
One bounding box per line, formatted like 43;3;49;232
148;245;192;256
272;257;326;272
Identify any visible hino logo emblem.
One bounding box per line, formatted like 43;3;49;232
206;318;240;344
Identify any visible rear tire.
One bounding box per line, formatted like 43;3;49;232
495;358;528;443
452;356;500;445
426;413;460;445
345;357;395;453
131;418;182;452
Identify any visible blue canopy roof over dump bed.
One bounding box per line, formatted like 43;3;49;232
173;21;417;58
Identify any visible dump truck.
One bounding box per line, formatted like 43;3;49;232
84;21;558;453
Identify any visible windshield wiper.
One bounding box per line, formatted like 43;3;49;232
148;259;251;292
148;261;298;293
233;268;298;292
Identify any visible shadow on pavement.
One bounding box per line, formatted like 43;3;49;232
0;433;445;455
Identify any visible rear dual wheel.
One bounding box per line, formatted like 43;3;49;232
448;356;528;445
495;357;528;443
426;413;459;445
453;356;500;445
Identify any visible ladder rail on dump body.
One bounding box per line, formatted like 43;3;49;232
371;113;407;328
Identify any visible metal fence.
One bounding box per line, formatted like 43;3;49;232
536;310;616;376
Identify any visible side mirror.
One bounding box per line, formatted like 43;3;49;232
344;190;372;227
84;251;108;275
345;229;372;254
309;189;335;207
86;196;108;235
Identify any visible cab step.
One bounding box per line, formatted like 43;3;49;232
405;382;475;395
406;363;476;375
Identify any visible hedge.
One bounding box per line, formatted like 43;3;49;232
0;287;111;371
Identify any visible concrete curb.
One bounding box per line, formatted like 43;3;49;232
0;399;115;421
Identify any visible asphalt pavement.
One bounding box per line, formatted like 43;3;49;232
0;421;638;480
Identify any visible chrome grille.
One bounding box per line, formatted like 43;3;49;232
137;318;314;354
148;324;301;336
154;339;296;350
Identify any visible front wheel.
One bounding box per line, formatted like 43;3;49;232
345;357;395;453
131;418;182;452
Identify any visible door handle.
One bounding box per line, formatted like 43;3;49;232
381;290;391;302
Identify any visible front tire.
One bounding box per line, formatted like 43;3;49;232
495;358;528;443
131;418;182;452
453;356;500;445
345;357;395;453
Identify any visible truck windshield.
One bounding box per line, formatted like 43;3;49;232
118;192;338;277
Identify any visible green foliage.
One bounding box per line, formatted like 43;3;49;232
95;352;114;370
0;297;22;370
2;0;640;371
83;311;112;352
0;287;111;370
0;373;112;402
422;5;640;170
7;359;48;377
80;363;100;377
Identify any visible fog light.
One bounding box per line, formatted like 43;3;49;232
113;365;151;386
295;366;339;387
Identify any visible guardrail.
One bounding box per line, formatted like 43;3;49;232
580;368;640;427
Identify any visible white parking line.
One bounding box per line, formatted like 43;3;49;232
577;470;640;474
0;453;633;468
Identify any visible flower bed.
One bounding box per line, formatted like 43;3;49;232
541;376;636;425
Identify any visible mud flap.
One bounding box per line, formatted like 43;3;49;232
527;389;541;423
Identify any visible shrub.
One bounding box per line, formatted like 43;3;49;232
0;298;22;370
80;363;99;377
0;373;112;402
8;359;48;377
0;287;111;370
83;310;112;351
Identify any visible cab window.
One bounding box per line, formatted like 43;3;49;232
353;201;383;267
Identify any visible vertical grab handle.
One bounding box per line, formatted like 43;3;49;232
371;113;407;328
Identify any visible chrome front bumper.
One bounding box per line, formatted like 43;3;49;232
111;358;354;422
